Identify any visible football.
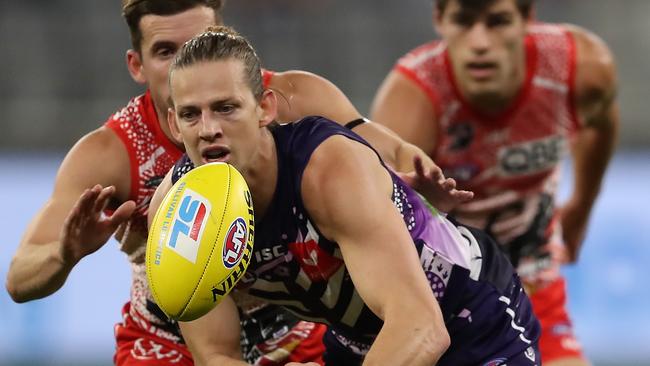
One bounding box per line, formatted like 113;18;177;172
146;162;254;321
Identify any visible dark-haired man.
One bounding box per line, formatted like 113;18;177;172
371;0;619;364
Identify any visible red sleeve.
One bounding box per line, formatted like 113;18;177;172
262;68;274;89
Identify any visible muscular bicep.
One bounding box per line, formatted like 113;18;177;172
302;136;439;320
570;24;619;130
371;70;437;156
24;127;130;246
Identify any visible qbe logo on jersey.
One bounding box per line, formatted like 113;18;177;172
223;217;248;269
167;188;212;263
498;135;565;177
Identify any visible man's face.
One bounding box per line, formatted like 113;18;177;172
436;0;529;101
137;6;218;114
170;59;267;171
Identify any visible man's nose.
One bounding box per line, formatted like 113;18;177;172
467;22;491;54
199;114;223;141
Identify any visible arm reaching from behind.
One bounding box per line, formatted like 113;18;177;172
270;70;429;172
562;25;619;263
6;128;135;302
270;70;472;211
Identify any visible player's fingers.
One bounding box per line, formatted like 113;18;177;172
77;185;102;216
92;186;115;213
107;200;136;229
62;194;84;233
68;188;96;225
61;190;97;241
429;165;444;182
454;190;474;201
441;177;457;191
413;155;426;177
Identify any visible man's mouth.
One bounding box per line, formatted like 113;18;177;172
466;62;498;80
201;147;230;163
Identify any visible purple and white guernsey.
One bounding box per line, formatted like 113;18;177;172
172;116;541;365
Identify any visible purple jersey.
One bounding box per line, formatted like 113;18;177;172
172;117;540;365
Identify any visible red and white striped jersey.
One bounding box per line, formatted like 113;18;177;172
395;23;579;286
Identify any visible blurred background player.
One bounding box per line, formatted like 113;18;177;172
371;0;619;365
5;1;469;365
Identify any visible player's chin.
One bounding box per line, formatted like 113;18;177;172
466;83;504;100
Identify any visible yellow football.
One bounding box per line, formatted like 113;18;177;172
146;162;254;321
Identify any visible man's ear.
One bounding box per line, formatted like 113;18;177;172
126;49;147;84
258;89;278;127
167;107;183;144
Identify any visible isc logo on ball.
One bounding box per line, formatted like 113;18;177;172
167;188;212;263
223;217;247;269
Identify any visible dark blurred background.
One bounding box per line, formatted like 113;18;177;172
1;1;649;365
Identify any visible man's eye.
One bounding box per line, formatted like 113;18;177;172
156;48;175;58
219;105;235;113
180;111;198;120
487;15;512;28
452;14;474;27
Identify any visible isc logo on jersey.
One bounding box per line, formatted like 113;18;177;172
166;188;212;264
223;217;248;269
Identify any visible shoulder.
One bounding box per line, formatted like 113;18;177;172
268;70;361;124
105;94;147;126
303;134;385;194
268;70;340;106
268;69;326;90
56;126;131;201
67;126;129;167
301;135;393;236
565;24;617;100
397;40;445;69
306;135;361;171
377;40;445;108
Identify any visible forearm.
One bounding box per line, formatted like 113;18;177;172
569;119;617;210
179;296;247;366
352;121;434;173
6;242;73;302
394;141;435;173
364;317;449;366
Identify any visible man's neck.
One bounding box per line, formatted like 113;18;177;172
153;102;184;149
241;129;278;219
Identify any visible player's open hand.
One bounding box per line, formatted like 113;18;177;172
59;184;136;265
397;155;474;213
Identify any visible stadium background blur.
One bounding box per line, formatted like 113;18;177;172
1;1;648;365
